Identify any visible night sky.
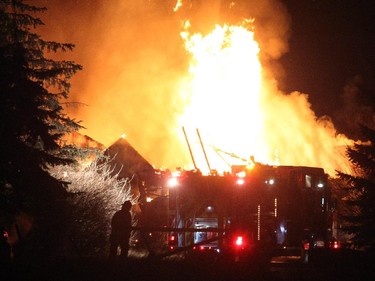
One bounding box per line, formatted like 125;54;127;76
281;0;374;134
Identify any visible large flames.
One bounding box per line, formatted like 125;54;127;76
179;21;264;173
177;21;352;175
39;1;353;177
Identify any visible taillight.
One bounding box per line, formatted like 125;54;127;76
235;236;243;246
332;241;340;249
169;233;177;249
233;234;249;250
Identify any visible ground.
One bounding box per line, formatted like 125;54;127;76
1;249;374;281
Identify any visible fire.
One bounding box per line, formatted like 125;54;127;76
179;21;265;173
173;0;182;12
40;1;353;177
176;21;352;176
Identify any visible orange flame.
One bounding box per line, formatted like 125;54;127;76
178;21;264;173
39;2;353;177
173;0;183;12
176;21;352;176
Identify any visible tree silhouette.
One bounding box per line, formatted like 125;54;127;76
337;125;375;251
0;0;82;258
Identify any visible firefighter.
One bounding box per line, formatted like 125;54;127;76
109;201;132;257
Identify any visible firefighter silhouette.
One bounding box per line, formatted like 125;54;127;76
109;201;132;257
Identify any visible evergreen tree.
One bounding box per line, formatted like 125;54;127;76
337;125;375;251
0;0;82;258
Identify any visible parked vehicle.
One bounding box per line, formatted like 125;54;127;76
167;164;333;262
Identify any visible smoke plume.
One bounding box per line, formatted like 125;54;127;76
36;0;352;175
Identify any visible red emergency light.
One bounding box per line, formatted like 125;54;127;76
235;236;244;246
331;241;340;249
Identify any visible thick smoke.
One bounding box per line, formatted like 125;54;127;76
36;0;352;174
334;76;375;140
37;0;191;168
35;0;291;169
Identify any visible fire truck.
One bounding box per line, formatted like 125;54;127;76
167;163;334;262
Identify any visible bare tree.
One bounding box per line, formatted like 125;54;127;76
50;156;136;257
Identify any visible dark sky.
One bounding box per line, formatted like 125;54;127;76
280;0;374;127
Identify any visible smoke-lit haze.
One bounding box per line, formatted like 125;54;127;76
36;0;352;175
